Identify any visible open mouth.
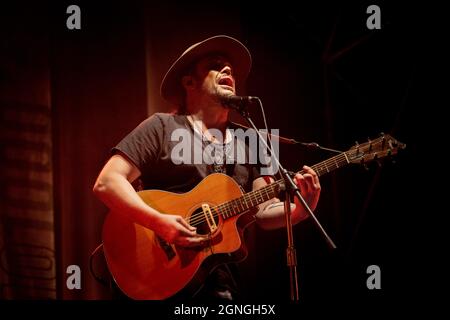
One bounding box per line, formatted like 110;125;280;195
218;77;234;88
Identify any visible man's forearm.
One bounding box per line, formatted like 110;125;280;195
255;201;308;230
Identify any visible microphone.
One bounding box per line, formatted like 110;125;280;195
220;95;259;112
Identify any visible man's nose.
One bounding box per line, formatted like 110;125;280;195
222;66;233;76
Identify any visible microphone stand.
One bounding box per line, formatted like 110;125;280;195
236;99;337;302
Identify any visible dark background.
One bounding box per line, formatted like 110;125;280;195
1;0;433;315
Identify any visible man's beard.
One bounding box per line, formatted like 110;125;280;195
212;86;234;106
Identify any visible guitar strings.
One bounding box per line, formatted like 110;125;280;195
187;137;386;226
186;147;377;226
186;150;355;227
187;182;278;226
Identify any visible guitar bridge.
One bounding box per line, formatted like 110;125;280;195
201;204;217;233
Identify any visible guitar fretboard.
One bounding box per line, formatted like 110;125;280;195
213;151;351;219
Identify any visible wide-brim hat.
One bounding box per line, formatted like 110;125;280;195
160;35;252;106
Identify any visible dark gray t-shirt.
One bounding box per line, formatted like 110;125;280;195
113;112;262;193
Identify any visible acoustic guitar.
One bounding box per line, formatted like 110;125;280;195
102;133;405;299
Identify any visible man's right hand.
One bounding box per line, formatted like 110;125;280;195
153;214;206;247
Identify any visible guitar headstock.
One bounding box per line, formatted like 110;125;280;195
346;133;406;165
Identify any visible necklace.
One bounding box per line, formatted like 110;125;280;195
187;115;233;173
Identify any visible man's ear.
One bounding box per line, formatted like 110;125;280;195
182;75;195;90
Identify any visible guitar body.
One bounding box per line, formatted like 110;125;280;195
102;173;256;300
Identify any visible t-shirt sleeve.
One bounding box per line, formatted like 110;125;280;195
111;114;164;171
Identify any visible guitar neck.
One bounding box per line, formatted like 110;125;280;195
215;152;350;220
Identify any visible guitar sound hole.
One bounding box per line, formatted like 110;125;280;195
189;207;220;236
